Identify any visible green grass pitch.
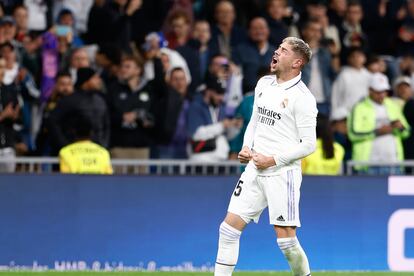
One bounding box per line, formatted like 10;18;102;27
0;272;412;276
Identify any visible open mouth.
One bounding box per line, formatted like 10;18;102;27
271;56;278;65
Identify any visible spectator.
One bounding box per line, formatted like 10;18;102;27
142;32;191;88
365;54;387;74
0;41;41;151
327;0;347;29
13;5;29;43
208;54;243;117
263;0;290;47
330;47;370;161
65;47;90;83
52;0;94;34
156;67;190;159
210;0;247;58
186;76;242;162
175;19;215;93
338;0;369;63
165;10;192;49
299;0;328;27
40;27;74;102
55;8;84;47
191;20;215;80
24;0;50;32
94;43;122;89
233;17;274;92
59;114;113;174
0;56;20;172
393;76;414;162
21;32;42;87
160;47;192;86
363;0;398;56
36;71;73;156
302;114;345;175
86;0;142;51
347;72;410;174
330;47;370;121
107;56;157;162
1;16;22;55
48;67;109;152
301;18;337;116
305;0;341;58
396;0;414;56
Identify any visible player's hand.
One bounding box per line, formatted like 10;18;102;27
238;146;252;164
252;152;276;170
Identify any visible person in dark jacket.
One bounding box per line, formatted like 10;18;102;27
107;55;159;162
0;57;20;172
232;17;274;92
48;67;109;153
36;71;74;156
156;67;191;159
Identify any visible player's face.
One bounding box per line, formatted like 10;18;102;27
270;42;298;74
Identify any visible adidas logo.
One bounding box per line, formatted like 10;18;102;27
276;215;285;222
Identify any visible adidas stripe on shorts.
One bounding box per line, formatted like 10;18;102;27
227;165;302;226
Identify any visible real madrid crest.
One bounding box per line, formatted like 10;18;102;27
280;98;288;108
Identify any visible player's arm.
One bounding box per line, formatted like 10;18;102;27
274;126;316;166
274;93;317;166
239;80;260;163
241;80;260;150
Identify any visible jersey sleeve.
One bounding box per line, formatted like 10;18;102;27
294;91;318;128
242;77;266;148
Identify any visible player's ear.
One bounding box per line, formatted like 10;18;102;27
292;58;303;69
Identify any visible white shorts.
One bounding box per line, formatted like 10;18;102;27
227;166;302;226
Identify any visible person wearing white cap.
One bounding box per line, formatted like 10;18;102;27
392;76;413;109
347;72;410;174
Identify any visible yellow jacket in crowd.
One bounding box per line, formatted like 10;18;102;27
302;138;345;175
59;140;113;174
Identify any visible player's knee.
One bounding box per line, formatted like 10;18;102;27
219;221;242;242
277;236;299;251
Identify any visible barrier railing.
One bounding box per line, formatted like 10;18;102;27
0;157;244;175
1;157;414;175
345;160;414;175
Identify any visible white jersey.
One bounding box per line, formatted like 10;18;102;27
243;73;318;175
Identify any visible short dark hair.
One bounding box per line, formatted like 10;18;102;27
56;70;71;79
0;41;15;52
73;114;93;139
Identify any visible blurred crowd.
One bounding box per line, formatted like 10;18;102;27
0;0;413;174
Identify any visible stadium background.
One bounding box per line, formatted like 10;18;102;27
0;0;414;274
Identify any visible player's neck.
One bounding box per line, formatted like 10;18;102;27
275;70;299;84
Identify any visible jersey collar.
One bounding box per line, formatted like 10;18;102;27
272;72;302;90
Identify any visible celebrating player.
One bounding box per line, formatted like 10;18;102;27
214;37;318;276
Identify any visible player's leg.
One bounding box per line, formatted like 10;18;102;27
274;225;311;276
214;212;246;276
262;170;311;276
215;167;266;276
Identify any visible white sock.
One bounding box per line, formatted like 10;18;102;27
214;221;242;276
277;237;311;276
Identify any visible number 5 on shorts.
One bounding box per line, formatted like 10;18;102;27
234;180;244;196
